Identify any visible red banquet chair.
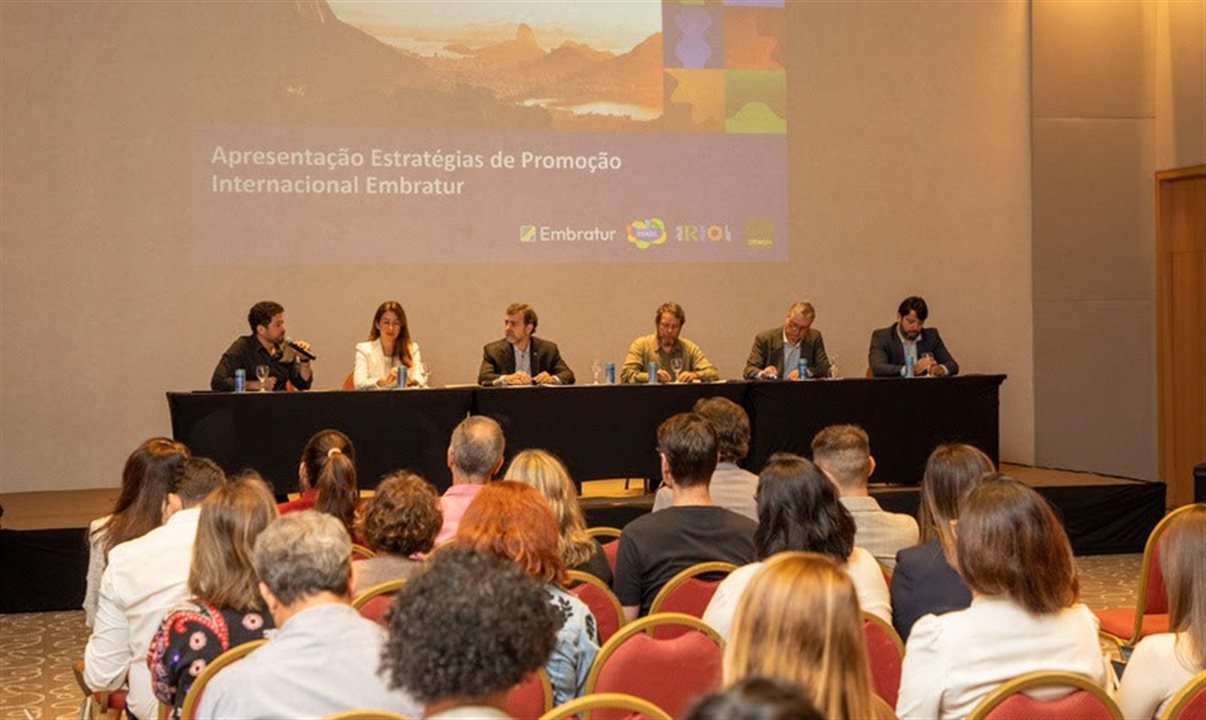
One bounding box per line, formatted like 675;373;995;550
504;668;554;719
965;671;1121;720
539;692;672;720
583;613;723;720
179;639;268;720
586;527;623;574
351;578;406;625
863;611;905;707
1160;671;1206;720
566;570;626;644
646;562;736;638
1095;505;1197;645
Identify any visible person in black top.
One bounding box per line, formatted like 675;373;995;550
613;412;757;621
210;301;314;391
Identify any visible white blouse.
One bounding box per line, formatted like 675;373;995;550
701;547;892;641
1117;632;1200;720
353;340;427;389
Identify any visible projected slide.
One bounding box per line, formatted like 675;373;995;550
194;1;787;264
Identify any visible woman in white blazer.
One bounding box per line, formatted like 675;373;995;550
353;301;428;389
896;475;1108;720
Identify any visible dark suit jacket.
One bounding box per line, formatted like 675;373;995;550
477;336;574;386
868;324;959;377
743;326;831;379
890;539;972;641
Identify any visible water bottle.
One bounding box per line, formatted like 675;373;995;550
798;358;808;381
647;361;658;384
234;369;246;393
397;365;408;389
605;362;615;384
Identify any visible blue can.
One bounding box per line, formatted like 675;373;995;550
798;358;808;381
605;362;615;384
397;365;408;389
647;361;658;384
234;369;246;393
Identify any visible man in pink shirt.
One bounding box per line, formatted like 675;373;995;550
433;415;505;545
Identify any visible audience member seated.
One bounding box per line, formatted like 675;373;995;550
614;412;757;621
1118;504;1206;720
724;552;875;720
381;547;562;720
278;428;360;542
196;511;420;719
686;677;824;720
891;444;995;640
148;471;278;718
506;448;612;585
896;475;1108;719
84;456;222;720
811;424;918;569
703;453;890;639
456;481;600;706
351;471;441;595
652;397;758;522
84;438;189;627
434;415;505;546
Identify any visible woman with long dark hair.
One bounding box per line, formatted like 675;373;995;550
278;429;360;540
353;300;427;388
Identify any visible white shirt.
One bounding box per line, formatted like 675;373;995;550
896;597;1107;720
840;495;919;570
83;515;111;627
353;340;427;389
84;507;201;720
1117;632;1200;720
701;547;892;641
197;602;421;720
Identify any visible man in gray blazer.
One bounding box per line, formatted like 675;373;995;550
743;300;832;380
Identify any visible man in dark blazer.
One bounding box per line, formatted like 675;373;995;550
743;301;832;379
478;303;574;386
868;296;959;377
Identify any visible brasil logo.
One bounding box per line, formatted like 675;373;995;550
627;218;667;250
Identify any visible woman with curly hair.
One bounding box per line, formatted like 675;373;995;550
381;547;561;719
351;471;442;595
724;552;875;720
147;472;278;718
84;437;189;626
702;453;890;640
456;481;599;707
505;449;611;584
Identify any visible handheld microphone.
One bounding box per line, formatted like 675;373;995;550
285;337;317;361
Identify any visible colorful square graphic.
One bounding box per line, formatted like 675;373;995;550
725;70;786;134
662;69;726;132
723;6;784;70
663;2;724;69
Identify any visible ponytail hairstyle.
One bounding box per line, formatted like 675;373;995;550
300;429;358;535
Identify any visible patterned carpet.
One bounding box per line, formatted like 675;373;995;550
0;554;1145;720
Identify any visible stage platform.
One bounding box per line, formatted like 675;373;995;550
0;464;1167;613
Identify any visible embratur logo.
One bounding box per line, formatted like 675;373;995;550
626;218;667;250
519;225;537;243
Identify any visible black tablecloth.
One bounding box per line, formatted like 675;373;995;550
168;375;1004;495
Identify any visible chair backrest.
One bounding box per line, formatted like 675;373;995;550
351;543;376;561
586;527;623;542
966;671;1122;720
180;638;268;720
538;692;672;720
352;578;407;625
1127;504;1197;641
647;561;737;637
1160;670;1206;720
567;570;626;644
584;612;723;720
863;611;905;706
342;372;356;390
322;710;414;720
587;527;623;574
505;668;554;718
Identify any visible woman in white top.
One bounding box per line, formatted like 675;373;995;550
702;453;891;641
896;475;1107;720
353;301;427;389
1118;504;1205;720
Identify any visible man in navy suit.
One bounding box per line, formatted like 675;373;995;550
868;296;959;377
478;303;574;386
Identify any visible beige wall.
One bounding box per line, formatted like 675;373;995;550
1031;0;1205;483
0;1;1034;493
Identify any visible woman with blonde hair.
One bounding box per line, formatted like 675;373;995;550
148;472;278;718
891;443;994;640
724;552;874;720
1118;504;1206;719
505;449;611;583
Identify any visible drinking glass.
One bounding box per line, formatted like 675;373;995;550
828;354;842;380
420;363;431;387
671;357;684;382
591;359;602;385
254;365;270;391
